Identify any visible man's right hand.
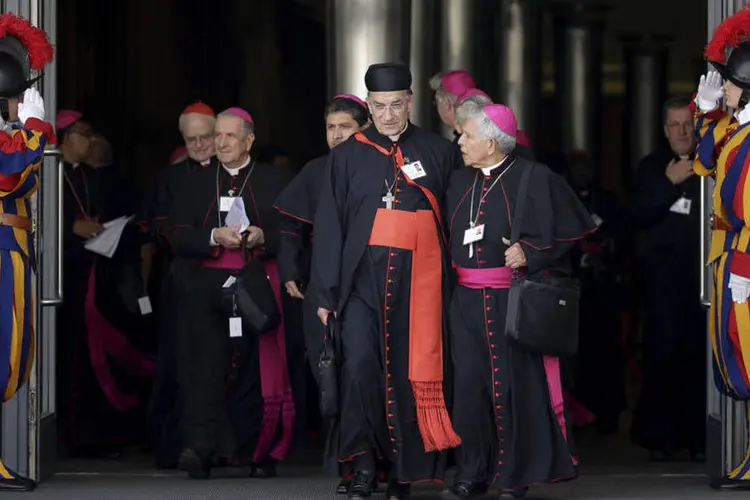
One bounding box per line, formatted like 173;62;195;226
317;307;334;326
73;219;104;239
665;158;694;185
696;71;724;112
285;281;304;299
214;226;242;249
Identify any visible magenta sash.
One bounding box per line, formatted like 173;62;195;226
253;259;295;462
201;249;245;269
84;262;156;412
454;265;513;289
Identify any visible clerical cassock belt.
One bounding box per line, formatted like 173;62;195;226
368;208;461;452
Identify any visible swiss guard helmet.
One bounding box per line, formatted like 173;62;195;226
0;14;53;119
706;7;750;107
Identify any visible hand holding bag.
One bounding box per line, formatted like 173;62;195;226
318;315;339;419
504;165;580;357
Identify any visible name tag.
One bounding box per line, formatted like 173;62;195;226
669;197;692;215
138;296;152;316
220;196;236;212
229;317;243;338
591;213;604;227
401;161;426;180
463;224;485;245
222;276;237;288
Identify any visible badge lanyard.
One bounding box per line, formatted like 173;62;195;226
215;160;256;228
466;160;515;258
63;167;91;220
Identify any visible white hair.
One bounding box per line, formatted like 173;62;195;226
216;111;255;137
429;72;444;91
455;95;493;126
468;107;517;155
178;112;216;133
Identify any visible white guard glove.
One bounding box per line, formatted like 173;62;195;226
696;71;724;112
17;87;45;125
728;273;750;304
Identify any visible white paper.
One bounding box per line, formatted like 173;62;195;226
225;197;251;229
220;196;235;212
669;197;692;215
138;296;153;315
84;215;133;258
463;224;485;245
229;317;243;338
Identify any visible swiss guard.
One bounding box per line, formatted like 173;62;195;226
694;6;750;487
0;13;55;492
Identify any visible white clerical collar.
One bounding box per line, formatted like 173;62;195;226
480;155;509;176
200;158;211;166
222;156;250;176
737;106;750;126
388;123;408;142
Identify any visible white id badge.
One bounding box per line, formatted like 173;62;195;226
222;276;237;288
669;197;692;215
401;161;427;180
463;224;485;245
220;196;236;212
229;317;243;338
138;296;153;315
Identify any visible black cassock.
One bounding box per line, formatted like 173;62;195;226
136;156;217;468
273;154;328;434
445;157;595;489
312;124;461;482
58;162;152;455
166;160;294;465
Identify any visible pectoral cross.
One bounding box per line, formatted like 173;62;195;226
382;191;395;210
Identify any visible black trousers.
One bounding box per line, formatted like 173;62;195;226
176;266;263;462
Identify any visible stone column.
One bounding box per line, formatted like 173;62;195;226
327;0;410;99
409;0;440;128
496;0;542;144
439;0;478;139
552;3;607;164
622;35;670;172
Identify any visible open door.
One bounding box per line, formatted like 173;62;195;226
705;0;750;489
0;0;61;482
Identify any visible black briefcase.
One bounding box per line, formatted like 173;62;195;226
220;233;281;335
318;316;339;419
504;165;580;357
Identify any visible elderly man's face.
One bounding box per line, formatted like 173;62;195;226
435;93;455;127
457;116;493;167
215;115;254;167
65;120;94;163
326;111;361;149
367;91;411;137
182;115;215;163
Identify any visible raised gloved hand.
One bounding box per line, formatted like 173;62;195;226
18;87;45;124
696;71;725;112
728;273;750;304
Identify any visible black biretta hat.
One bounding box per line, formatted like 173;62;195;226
365;63;412;92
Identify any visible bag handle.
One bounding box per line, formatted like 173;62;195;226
241;231;252;263
325;314;337;342
509;164;534;244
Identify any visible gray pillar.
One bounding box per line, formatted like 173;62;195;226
409;0;440;128
496;0;542;144
327;0;410;99
622;36;669;173
553;3;607;163
439;0;478;139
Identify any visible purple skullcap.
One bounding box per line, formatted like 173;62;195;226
222;107;254;126
456;88;491;104
333;94;367;109
441;70;476;97
56;110;82;130
484;104;517;138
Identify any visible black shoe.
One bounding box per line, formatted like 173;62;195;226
348;470;376;499
337;476;352;494
250;461;277;479
177;448;212;479
498;486;529;498
386;480;411;500
441;481;488;499
0;466;36;492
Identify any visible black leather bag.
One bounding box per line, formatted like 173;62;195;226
318;316;339;419
504;165;580;357
221;233;281;335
